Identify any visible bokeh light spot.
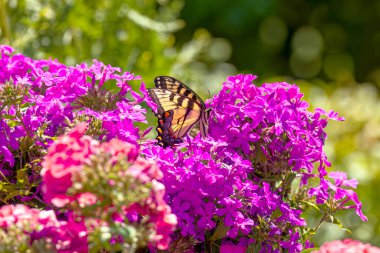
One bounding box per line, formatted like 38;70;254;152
292;26;324;61
259;16;288;49
208;38;232;62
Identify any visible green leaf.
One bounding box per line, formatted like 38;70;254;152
2;114;17;120
330;216;352;233
301;200;320;211
209;220;229;241
0;183;18;193
17;168;28;185
4;189;30;202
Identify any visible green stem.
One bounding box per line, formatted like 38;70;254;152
0;170;10;183
0;0;12;43
305;211;328;242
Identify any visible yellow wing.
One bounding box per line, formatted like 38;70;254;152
148;88;202;140
154;76;205;106
148;76;210;148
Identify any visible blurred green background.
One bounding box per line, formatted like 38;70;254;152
1;0;380;247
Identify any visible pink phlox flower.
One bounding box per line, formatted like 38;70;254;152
313;239;380;253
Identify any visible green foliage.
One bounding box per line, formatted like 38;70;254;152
1;0;234;97
0;82;43;206
178;0;380;85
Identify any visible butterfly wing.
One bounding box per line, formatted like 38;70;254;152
154;76;205;106
154;110;183;147
149;76;211;148
148;88;203;147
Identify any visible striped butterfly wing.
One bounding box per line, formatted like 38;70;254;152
148;88;202;147
154;76;209;138
154;76;205;105
148;76;208;148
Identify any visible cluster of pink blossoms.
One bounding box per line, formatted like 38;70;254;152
0;204;87;252
41;123;177;250
313;239;380;253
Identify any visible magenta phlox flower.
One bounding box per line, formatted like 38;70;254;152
0;45;14;54
110;118;140;143
117;101;147;123
256;182;280;214
220;241;248;253
33;67;55;87
216;197;243;227
0;145;14;168
327;172;366;221
88;59;121;86
140;82;158;113
308;172;367;221
308;177;329;204
115;72;142;98
277;203;306;227
196;202;217;230
6;54;34;79
272;109;291;136
177;213;196;237
14;75;32;86
314;108;345;121
0;118;24;167
280;230;303;253
227;211;254;238
329;171;358;189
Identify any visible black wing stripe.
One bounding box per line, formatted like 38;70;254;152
177;96;185;106
186;100;194;110
183;89;192;97
169;92;176;102
154;76;205;106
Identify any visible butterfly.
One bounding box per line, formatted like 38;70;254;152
148;76;209;148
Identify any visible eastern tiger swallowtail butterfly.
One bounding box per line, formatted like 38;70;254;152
148;76;209;148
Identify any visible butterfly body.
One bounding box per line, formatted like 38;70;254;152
148;76;209;148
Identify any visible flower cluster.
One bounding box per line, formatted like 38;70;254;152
144;135;305;252
42;123;176;250
0;45;148;204
208;74;339;177
313;239;380;253
41;123;99;208
143;74;367;252
309;171;366;222
207;74;366;218
0;204;87;252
